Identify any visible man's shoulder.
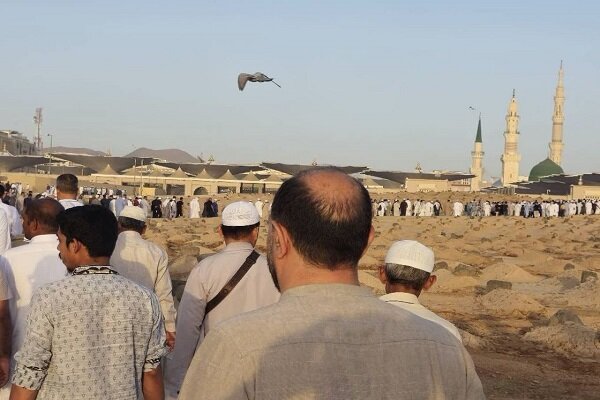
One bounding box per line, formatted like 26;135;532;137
211;288;459;353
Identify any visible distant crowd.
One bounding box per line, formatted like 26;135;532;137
373;198;600;218
0;171;486;399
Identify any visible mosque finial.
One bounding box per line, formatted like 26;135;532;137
512;88;516;98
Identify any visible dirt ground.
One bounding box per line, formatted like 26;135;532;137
145;194;600;399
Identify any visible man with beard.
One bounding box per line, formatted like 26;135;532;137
164;201;279;399
179;167;484;400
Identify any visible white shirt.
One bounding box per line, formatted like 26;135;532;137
0;234;67;398
164;241;280;398
110;231;176;332
0;209;10;254
58;198;83;210
380;292;462;342
0;202;22;237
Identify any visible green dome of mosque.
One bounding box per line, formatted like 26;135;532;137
528;158;564;181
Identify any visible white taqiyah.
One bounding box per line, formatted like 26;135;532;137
384;240;435;273
222;201;260;227
119;206;147;223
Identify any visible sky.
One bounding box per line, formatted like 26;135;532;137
1;0;599;179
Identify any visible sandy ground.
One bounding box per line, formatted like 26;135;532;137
144;194;600;399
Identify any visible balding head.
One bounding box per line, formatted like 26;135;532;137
23;198;65;239
270;167;372;269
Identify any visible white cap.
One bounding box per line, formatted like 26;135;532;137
384;240;434;273
222;201;260;227
120;206;146;223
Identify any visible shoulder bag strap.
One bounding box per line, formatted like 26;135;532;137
204;250;260;316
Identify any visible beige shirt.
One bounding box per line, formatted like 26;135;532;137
110;230;176;332
179;284;484;400
164;241;280;397
380;292;462;342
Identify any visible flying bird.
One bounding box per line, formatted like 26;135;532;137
238;72;282;91
468;106;476;110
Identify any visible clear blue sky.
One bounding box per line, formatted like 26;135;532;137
1;0;599;179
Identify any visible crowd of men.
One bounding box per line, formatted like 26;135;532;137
0;171;488;399
373;198;600;218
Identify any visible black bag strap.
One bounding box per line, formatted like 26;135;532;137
204;250;260;316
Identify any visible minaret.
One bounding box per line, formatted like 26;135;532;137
501;90;521;186
549;61;565;165
470;115;484;191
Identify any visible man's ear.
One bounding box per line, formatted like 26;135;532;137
271;221;290;259
217;225;224;239
68;238;83;254
422;274;437;291
378;265;387;284
361;225;375;258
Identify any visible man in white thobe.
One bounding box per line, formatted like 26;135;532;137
0;198;67;399
110;206;177;350
189;197;200;218
452;201;464;217
379;240;462;342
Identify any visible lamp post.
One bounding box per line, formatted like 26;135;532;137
47;133;54;174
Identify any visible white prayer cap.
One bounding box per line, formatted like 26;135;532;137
222;201;260;227
120;206;146;223
384;240;434;273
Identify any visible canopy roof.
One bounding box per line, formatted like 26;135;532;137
50;153;154;173
169;167;190;178
156;162;259;177
96;164;119;175
0;155;49;172
365;170;474;183
261;162;367;176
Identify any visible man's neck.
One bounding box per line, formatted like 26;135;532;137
67;256;111;272
386;283;421;297
58;194;77;201
280;264;360;292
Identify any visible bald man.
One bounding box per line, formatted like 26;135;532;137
179;167;484;400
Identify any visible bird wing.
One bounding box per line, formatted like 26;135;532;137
238;73;253;91
253;72;273;82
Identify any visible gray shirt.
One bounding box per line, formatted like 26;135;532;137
179;283;485;400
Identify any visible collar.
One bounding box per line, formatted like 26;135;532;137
119;230;142;239
223;241;254;252
379;292;420;305
29;234;58;243
281;283;373;299
72;265;118;275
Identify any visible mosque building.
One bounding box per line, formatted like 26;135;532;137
473;63;567;190
469;116;484;191
528;62;565;182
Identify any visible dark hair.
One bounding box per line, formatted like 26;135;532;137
57;205;117;258
118;216;146;233
270;167;372;269
0;186;4;196
384;263;431;291
24;198;64;233
221;222;259;240
56;174;78;194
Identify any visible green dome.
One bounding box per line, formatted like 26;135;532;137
528;158;564;181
